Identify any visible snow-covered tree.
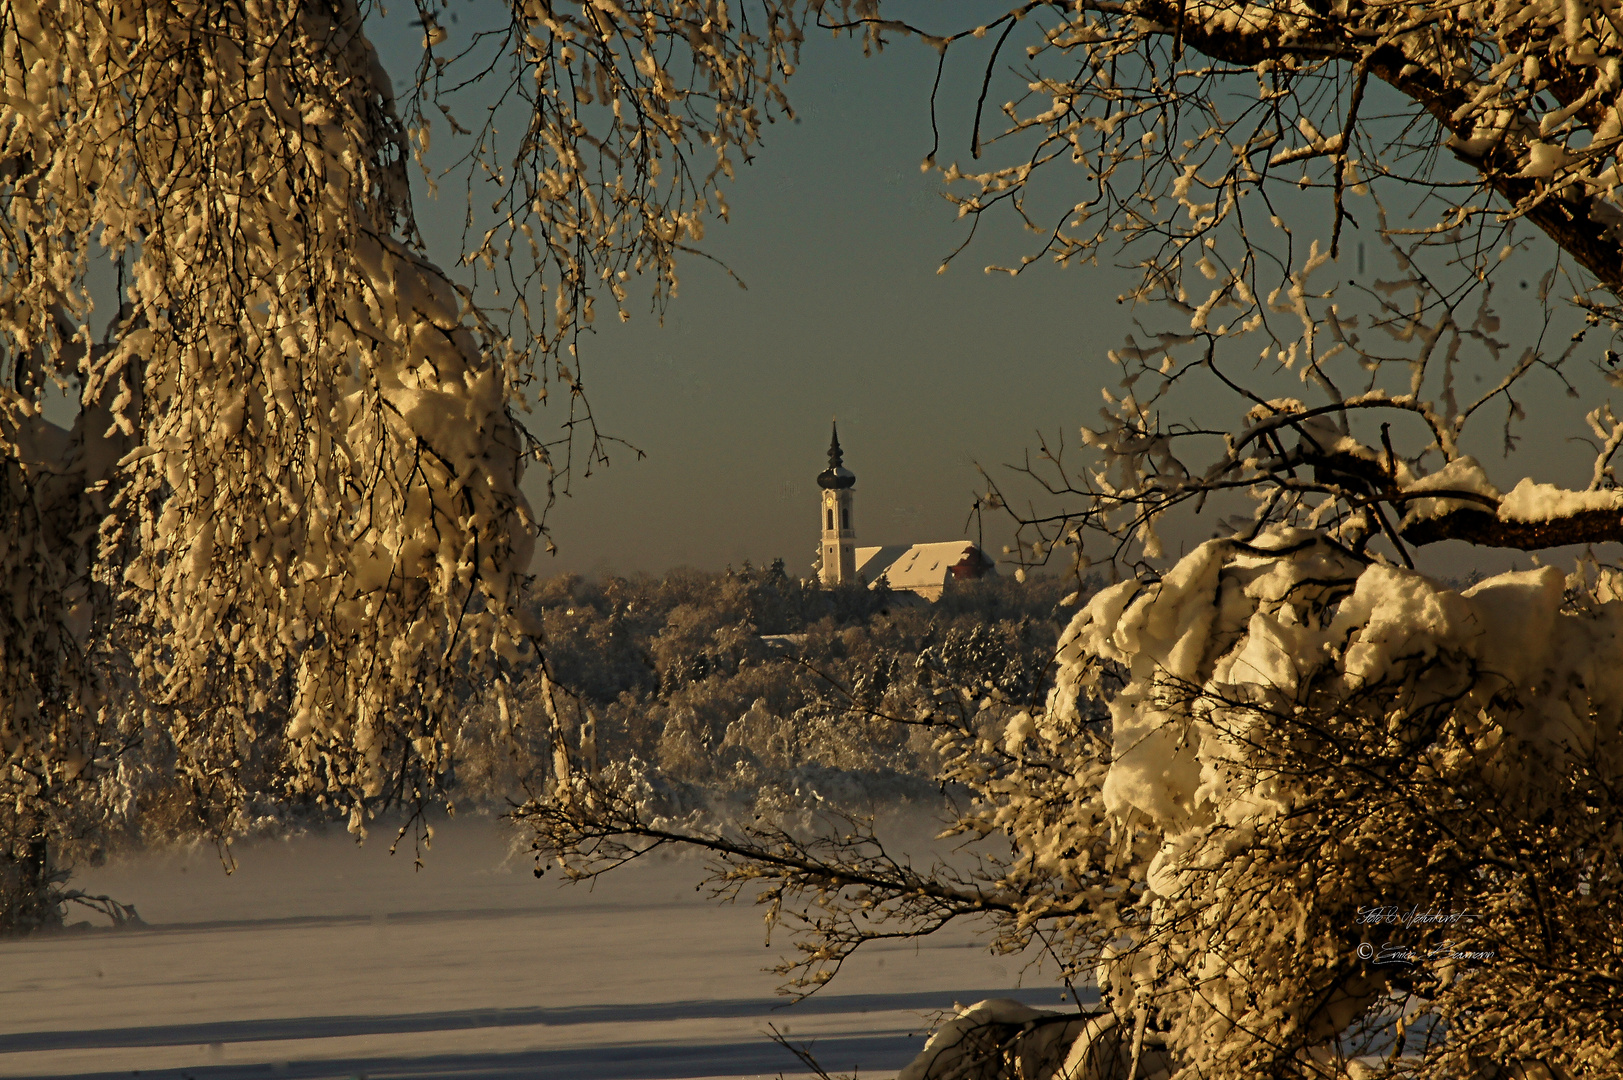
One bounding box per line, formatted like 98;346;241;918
521;1;1623;1076
0;0;799;929
0;0;538;927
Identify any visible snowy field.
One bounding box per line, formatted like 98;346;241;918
1;814;1078;1080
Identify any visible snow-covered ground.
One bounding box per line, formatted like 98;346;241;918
2;814;1079;1079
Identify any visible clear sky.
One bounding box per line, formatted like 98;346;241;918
359;8;1597;582
366;11;1147;580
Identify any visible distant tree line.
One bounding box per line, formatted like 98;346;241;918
452;562;1083;809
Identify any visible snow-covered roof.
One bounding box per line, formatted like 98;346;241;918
855;542;995;599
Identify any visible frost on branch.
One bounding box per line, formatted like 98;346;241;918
989;228;1623;575
407;0;803;485
1;0;538;860
837;0;1623;301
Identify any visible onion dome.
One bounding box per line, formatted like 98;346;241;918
816;421;856;489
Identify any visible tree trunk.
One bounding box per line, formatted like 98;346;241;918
0;830;61;936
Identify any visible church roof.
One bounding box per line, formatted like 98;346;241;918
855;541;995;597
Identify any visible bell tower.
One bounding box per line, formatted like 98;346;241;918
817;422;857;585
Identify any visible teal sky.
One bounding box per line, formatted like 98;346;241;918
362;7;1600;582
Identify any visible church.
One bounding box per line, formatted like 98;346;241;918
815;423;995;602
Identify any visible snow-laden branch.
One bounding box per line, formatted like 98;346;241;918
1023;532;1623;1076
1;0;542;851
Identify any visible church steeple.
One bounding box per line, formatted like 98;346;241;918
817;421;858;585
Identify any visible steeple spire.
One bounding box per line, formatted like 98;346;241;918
817;420;855;490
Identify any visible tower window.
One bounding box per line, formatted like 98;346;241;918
826;508;834;530
841;507;850;530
